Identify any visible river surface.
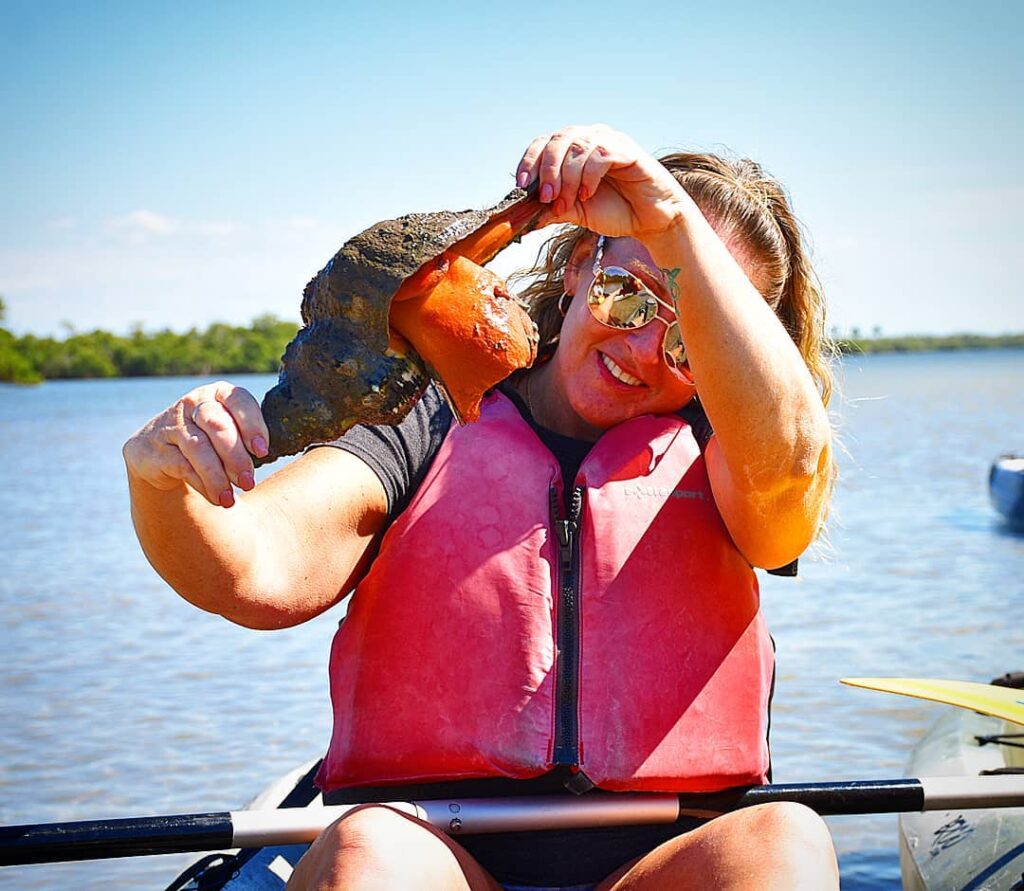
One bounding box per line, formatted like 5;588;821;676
1;350;1022;889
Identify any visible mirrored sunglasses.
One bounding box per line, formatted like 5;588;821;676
586;236;689;375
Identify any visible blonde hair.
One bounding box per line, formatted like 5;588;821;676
510;152;834;407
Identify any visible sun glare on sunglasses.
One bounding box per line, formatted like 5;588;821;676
587;236;689;374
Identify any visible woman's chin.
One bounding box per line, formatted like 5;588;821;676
568;389;649;435
567;379;698;433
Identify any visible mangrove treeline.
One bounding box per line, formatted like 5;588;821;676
837;333;1024;354
1;297;1022;384
0;306;299;385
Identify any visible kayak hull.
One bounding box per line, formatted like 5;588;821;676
163;761;318;890
899;708;1024;891
989;455;1024;529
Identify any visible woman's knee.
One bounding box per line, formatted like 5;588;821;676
608;802;838;890
287;805;424;889
747;801;829;836
741;802;839;883
328;803;419;852
287;804;496;890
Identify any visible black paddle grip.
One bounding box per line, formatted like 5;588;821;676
0;812;234;865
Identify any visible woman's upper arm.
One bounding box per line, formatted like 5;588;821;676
704;431;833;571
240;446;389;627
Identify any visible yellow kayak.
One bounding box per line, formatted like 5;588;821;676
841;677;1024;726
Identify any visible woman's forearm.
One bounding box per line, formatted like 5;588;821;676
647;199;831;491
126;447;386;629
645;200;833;564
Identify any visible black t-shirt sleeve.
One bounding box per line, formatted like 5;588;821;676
677;397;713;450
309;384;453;518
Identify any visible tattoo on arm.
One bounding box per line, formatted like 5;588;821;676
661;267;682;304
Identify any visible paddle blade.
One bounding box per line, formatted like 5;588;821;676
841;677;1024;726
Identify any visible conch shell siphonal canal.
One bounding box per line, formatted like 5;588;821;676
258;188;543;464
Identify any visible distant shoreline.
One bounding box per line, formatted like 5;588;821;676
835;333;1024;354
1;317;1022;384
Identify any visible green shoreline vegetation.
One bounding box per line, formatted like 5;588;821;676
1;298;1021;385
0;297;299;385
837;332;1024;355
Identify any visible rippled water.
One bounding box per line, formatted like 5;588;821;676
1;351;1022;889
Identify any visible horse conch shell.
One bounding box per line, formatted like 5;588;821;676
258;188;542;463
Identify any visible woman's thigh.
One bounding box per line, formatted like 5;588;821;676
286;804;504;891
597;802;839;891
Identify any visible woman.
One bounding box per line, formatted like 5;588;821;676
124;126;838;889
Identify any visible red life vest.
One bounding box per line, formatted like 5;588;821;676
316;391;774;793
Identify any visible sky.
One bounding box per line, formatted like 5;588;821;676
1;1;1021;338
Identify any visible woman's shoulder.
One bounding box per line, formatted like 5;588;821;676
310;383;454;517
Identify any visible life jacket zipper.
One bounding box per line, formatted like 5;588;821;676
550;484;584;767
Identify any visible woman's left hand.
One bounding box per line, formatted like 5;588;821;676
516;125;689;241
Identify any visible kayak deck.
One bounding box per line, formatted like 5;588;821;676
163;761;320;890
899;708;1024;891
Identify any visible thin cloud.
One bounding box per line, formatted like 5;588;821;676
193;220;239;237
104;210;240;241
108;209;180;235
0;215;342;335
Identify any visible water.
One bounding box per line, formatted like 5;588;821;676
1;352;1022;889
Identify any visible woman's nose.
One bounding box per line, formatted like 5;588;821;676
623;319;668;368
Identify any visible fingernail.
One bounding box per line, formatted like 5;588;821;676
516;170;529;188
553;199;566;216
219;489;235;508
578;185;590;202
239;471;255;491
252;435;268;457
540;183;554;202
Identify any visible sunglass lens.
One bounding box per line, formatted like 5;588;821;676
589;259;690;376
590;271;657;328
663;323;687;369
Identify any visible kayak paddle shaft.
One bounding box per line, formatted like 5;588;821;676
3;776;1023;866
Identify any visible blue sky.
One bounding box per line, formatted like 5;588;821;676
2;1;1021;337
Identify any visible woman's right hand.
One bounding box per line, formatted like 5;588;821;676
123;381;270;508
515;124;691;246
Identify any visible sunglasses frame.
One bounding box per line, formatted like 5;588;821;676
587;236;690;377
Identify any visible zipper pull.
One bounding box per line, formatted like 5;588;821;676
556;520;570;548
549;487;570;547
555;488;583;551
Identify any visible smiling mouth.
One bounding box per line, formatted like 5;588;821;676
600;352;645;387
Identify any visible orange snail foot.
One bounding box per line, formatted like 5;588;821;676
389;197;541;422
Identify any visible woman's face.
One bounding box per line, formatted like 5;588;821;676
541;235;699;440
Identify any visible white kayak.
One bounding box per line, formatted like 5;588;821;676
899;707;1024;890
163;760;321;890
155;705;1024;889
